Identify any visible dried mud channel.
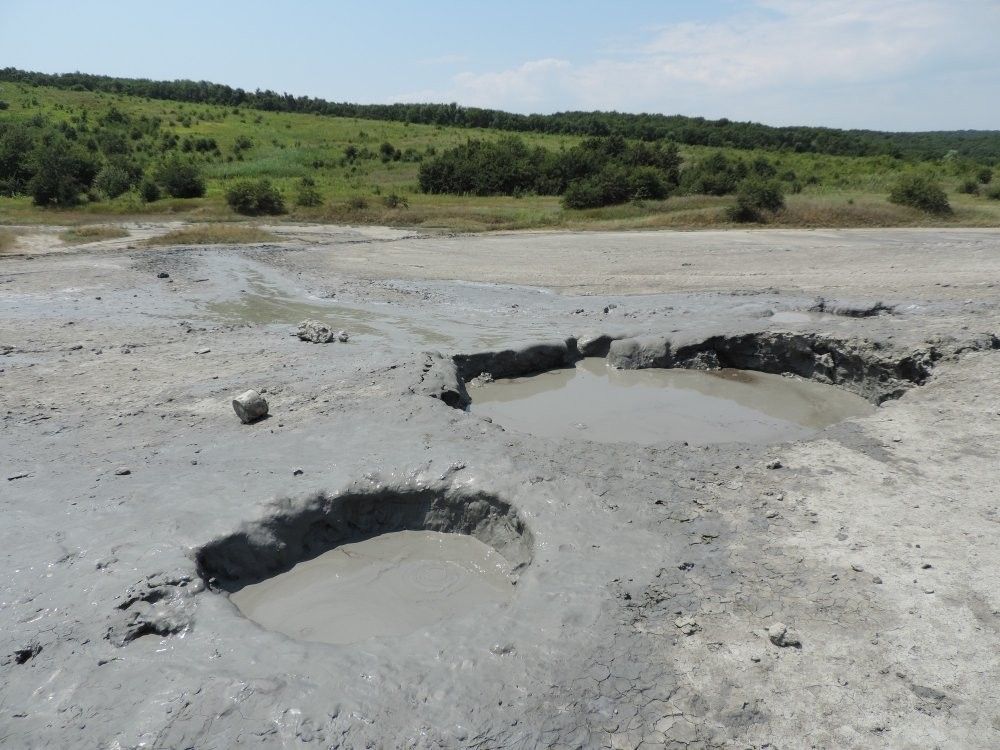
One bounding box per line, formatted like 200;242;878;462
2;225;1000;749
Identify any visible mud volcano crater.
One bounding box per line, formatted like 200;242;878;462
451;331;944;445
196;487;533;644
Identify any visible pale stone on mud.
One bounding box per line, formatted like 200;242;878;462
232;389;268;424
296;319;347;343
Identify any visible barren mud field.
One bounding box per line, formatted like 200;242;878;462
2;225;1000;749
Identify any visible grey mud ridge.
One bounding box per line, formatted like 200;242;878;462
2;224;1000;749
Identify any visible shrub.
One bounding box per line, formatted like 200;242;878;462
28;135;99;206
888;175;950;214
984;184;1000;200
627;166;669;200
977;167;993;184
726;178;785;222
346;196;368;210
680;152;747;196
562;165;631;209
382;192;408;208
294;177;323;207
379;141;400;162
0;123;35;196
156;157;205;198
225;179;285;215
94;163;135;199
139;179;161;203
0;100;9;110
958;179;979;195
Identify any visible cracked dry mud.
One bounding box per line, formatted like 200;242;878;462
2;224;1000;749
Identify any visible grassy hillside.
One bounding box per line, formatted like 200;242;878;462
1;80;999;231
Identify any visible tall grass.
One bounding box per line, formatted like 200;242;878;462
59;225;129;244
145;225;278;245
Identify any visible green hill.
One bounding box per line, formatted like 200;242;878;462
1;73;999;231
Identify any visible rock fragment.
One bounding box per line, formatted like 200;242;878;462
766;622;801;648
232;389;269;424
114;466;131;476
674;616;701;636
156;272;169;279
296;319;348;343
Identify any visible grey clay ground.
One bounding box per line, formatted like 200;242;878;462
1;225;999;749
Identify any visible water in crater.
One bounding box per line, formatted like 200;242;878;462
468;357;873;445
229;530;514;645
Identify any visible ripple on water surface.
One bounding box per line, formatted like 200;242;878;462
229;530;514;645
469;358;874;445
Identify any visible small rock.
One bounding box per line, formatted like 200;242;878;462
674;616;701;636
292;468;304;476
232;389;269;424
114;466;131;476
194;348;210;355
766;622;801;648
6;472;30;481
470;372;494;387
851;563;865;572
872;575;883;584
69;344;83;351
296;319;343;344
766;459;783;470
157;272;169;279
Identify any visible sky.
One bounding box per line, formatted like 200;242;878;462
2;0;998;131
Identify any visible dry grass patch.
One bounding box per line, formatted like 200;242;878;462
145;224;279;246
59;225;130;245
0;229;19;253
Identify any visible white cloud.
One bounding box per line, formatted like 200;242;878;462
404;1;1000;129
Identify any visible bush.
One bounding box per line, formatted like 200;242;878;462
225;179;285;215
984;184;1000;200
382;192;408;208
293;177;323;207
0;123;36;196
0;100;9;110
680;152;747;196
958;179;979;195
93;163;135;199
139;179;161;203
156;157;205;198
726;178;785;222
888;175;951;214
346;195;368;210
977;167;993;185
627;166;669;200
28;135;99;206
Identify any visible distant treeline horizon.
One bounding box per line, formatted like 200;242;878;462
1;67;998;164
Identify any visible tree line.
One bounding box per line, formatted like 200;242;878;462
2;67;998;162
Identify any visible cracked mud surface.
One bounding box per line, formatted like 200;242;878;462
2;225;1000;749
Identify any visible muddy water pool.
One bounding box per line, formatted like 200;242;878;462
229;530;514;645
469;357;874;445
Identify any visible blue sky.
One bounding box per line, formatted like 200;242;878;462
2;0;997;131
